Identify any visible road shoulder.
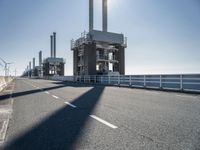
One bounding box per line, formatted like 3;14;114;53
0;81;15;144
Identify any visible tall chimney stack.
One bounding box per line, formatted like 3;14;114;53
33;58;35;68
103;0;108;32
50;35;54;57
39;51;42;67
29;61;31;72
53;32;56;58
89;0;94;32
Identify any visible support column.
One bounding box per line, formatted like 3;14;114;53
89;0;94;32
51;35;53;57
103;0;108;32
53;32;56;58
33;58;35;69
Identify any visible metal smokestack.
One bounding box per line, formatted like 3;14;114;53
89;0;94;31
103;0;108;32
29;61;31;70
50;35;54;58
53;32;56;58
33;58;35;68
39;51;42;67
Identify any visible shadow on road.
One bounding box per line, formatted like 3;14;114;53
0;81;94;101
0;85;66;101
3;85;105;150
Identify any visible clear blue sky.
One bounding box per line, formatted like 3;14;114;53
0;0;200;76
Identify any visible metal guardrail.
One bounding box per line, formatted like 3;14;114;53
46;74;200;93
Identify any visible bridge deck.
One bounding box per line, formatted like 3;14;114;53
1;78;200;149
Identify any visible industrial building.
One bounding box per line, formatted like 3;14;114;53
71;0;127;76
22;51;43;78
43;32;65;76
31;57;37;77
31;51;43;77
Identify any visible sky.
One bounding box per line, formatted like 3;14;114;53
0;0;200;76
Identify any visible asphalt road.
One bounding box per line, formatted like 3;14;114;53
1;78;200;150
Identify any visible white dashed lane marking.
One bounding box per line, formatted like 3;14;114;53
90;115;118;129
64;102;77;108
24;80;119;129
44;91;50;94
52;95;59;99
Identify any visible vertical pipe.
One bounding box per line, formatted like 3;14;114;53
50;35;53;57
53;32;56;58
33;58;35;69
29;61;31;77
102;0;108;32
89;0;94;32
29;62;31;70
39;51;42;67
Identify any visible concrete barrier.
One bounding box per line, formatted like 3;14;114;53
0;76;14;92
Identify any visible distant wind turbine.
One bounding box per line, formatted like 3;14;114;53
0;57;14;76
0;62;3;68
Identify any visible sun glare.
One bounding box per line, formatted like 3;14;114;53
96;0;120;12
108;0;121;12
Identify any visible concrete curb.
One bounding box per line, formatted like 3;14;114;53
0;77;14;92
0;77;15;144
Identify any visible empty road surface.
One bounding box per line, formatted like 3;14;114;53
0;78;200;150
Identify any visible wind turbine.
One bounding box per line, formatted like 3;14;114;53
0;62;3;68
0;62;4;75
0;58;13;76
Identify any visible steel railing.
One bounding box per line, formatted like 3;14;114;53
43;74;200;93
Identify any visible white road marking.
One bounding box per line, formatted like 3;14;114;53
90;115;118;129
0;120;9;142
44;91;50;94
52;95;59;99
64;102;77;108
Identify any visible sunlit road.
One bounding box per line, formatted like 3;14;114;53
1;78;200;150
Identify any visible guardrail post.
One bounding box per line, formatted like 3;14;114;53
84;75;86;83
180;75;183;91
94;76;96;84
108;75;111;85
160;75;162;89
101;76;103;84
118;75;120;85
144;75;146;87
129;75;132;86
89;76;90;83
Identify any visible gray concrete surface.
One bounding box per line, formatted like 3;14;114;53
0;77;14;92
0;78;200;150
0;80;14;144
